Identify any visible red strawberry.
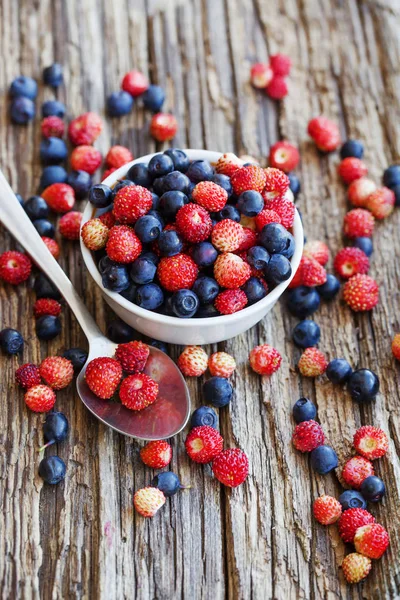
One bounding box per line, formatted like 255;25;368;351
313;495;342;525
270;54;292;76
214;289;248;314
255;208;282;231
269;141;299;172
115;340;150;374
366;187;395;220
334;247;369;279
70;145;102;174
231;165;267;195
338;157;368;184
308;116;341;152
292;420;325;452
24;384;56;412
105;145;133;169
343;274;379;312
211;220;244;252
341;553;372;584
41;236;60;259
208;352;236;378
250;62;274;88
103;167;117;180
215;153;243;177
262;167;290;201
85;357;123;399
343;208;375;238
348;178;377;208
59;211;82;240
300;255;327;287
106;225;142;263
249;344;282;375
342;455;374;489
134;487;165;517
140;440;172;469
121;70;148;96
263;197;294;228
175;203;213;243
265;76;288;99
157;254;198;292
354;523;390;559
0;250;31;285
41;116;65;138
185;425;224;463
192;181;228;212
392;333;400;361
119;373;158;411
177;346;208;377
353;426;388;460
288;264;303;288
303;240;330;266
113;184;153;224
33;298;62;318
237;226;257;251
42;183;75;213
338;508;375;543
81;218;109;251
68;112;103;146
15;363;41;389
298;348;328;377
212;448;249;487
150;113;178;142
98;210;116;229
39;356;74;390
214;252;251;288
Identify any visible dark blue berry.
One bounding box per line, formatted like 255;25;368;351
15;193;24;205
150;339;167;353
39;456;66;484
140;251;159;265
147;210;165;229
24;196;49;220
292;320;320;348
192;276;219;304
10;96;36;124
127;163;151;188
186;160;214;183
164;149;190;172
34;273;61;299
170;289;199;318
237;190;263;216
130;257;157;284
160;171;190;194
134;215;162;243
33;219;55;238
196;304;219;318
326;358;353;384
348;369;379;403
102;264;130;292
107;91;134;117
39;166;68;190
383;164;400;189
142;85;165;112
217;205;240;222
360;476;386;502
42;412;69;447
148;153;174;179
280;234;295;259
338;490;367;510
62;348;88;373
316;274;340;301
151;472;182;497
211;173;233;198
152;176;165;196
41;100;65;118
391;183;400;207
259;223;293;255
288;173;301;198
98;255;116;274
0;328;24;354
287;286;320;318
310;445;338;474
119;283;138;303
264;254;292;284
292;398;317;423
191;242;218;267
106;319;135;343
151;193;160;210
40;137;68;165
9;75;37;99
203;377;233;408
353;237;373;257
43;63;63;87
158;229;183;256
36;315;62;340
190;406;218;428
340;140;364;159
112;181;132;199
247;246;270;270
135;283;164;311
67;170;92;199
89;184;113;208
159;191;188;220
242;277;267;305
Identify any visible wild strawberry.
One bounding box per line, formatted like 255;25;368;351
68;112;103;146
85;357;123;399
292;420;325;452
354;523;390;559
212;448;249;487
348;178;377;208
366;187;395;220
59;211;82;240
115;340;150;374
262;167;290;201
214;253;251;288
255;209;282;231
334;247;369;279
231;165;267;195
15;363;41;389
121;70;149;96
39;356;74;390
105;145;133;169
157;254;198;292
338;508;375;543
192;180;228;212
214;289;248;314
140;440;172;469
288;264;304;288
81;218;109;251
313;495;342;525
70;145;102;174
303;240;330;266
113;185;153;224
215;153;243;177
185;425;224;463
41;236;60;259
298;348;328;377
263;197;294;228
175;203;213;243
308;116;341;152
98;210;116;229
250;62;274;88
343;208;375;238
103;167;117;180
134;487;166;517
338;157;368;184
150;113;178;142
42;183;75;213
342;455;374;489
33;298;62;318
119;373;158;410
106;225;142;263
24;384;56;412
269;141;299;173
41;116;65;138
353;426;388;461
270;54;291;76
249;344;282;375
208;352;236;378
392;333;400;361
211;220;244;252
0;250;31;285
341;553;372;584
177;346;208;377
237;227;257;251
265;76;288;99
343;274;379;312
300;256;327;287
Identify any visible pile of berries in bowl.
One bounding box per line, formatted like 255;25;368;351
80;149;303;345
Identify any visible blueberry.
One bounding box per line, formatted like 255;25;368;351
170;289;199;318
217;205;240;222
316;274;340;301
43;63;63;87
24;196;49;220
310;445;339;474
196;304;219;318
203;377;233;408
190;406;218;428
39;165;68;190
10;75;38;99
119;283;138;303
259;223;293;255
133;215;162;243
67;170;92;199
15;193;24;205
211;174;233;197
360;476;386;502
347;368;379;403
152;176;165;196
151;472;182;497
41;100;66;119
340;140;364;159
192;276;219;304
98;255;116;274
186;160;214;183
242;277;267;305
151;193;160;210
142;85;165;112
147;210;165;229
33;219;55;238
292;320;320;348
89;183;113;208
62;348;88;373
158;230;183;256
0;328;24;354
106;319;135;343
127;163;151;188
237;190;264;216
34;273;61;299
160;171;190;194
135;283;164;311
10;96;36;124
42;412;69;447
326;359;353;384
353;236;373;257
280;234;295;259
292;398;317;423
36;315;62;340
287;286;321;318
247;246;270;270
383;164;400;189
40;137;68;165
164;149;190;172
102;264;130;292
392;183;400;207
130;257;157;284
149;339;167;353
112;180;132;198
264;254;292;284
148;153;174;179
39;456;66;484
140;251;159;265
107;91;134;117
159;191;188;220
338;490;367;510
288;173;301;198
191;242;218;267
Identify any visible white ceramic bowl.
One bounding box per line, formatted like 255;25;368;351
81;150;303;344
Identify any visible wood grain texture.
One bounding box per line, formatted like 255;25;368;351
0;0;400;598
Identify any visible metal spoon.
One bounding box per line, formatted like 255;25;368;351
0;170;190;440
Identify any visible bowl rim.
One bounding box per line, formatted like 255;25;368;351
80;149;304;328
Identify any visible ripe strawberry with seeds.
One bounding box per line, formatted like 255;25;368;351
41;115;65;138
39;356;74;390
185;425;224;463
341;553;372;584
343;274;379;312
215;153;243;177
175;203;213;243
42;183;75;213
211;220;244;252
70;145;102;174
338;157;368;184
263;197;295;228
354;523;390;559
300;255;327;287
270;54;291;76
213;252;251;288
41;236;60;259
237;227;257;251
212;448;249;487
298;348;328;377
231;165;267;195
113;185;153;224
250;62;273;88
313;495;342;525
68;112;103;146
366;187;395;220
119;373;158;411
85;357;123;399
134;487;166;518
24;384;56;412
98;210;116;229
115;340;150;374
265;76;288;99
343;208;374;238
81;218;109;251
249;344;282;375
292;420;324;452
106;225;142;263
121;70;149;96
348;177;377;208
105;145;133;169
255;208;282;231
308;116;341;152
177;346;208;377
262;168;290;201
338;508;376;543
288;264;303;288
342;455;374;489
353;426;388;460
157;254;198;292
0;251;31;285
208;352;236;378
303;240;330;266
59;211;82;240
392;333;400;361
214;289;248;314
33;298;62;318
140;440;172;469
269;141;299;173
150;113;178;142
334;247;369;279
192;180;228;212
15;363;41;389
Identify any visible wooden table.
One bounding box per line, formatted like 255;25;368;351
1;0;400;598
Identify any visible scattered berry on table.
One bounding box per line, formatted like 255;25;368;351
39;166;68;190
0;328;24;354
298;347;327;377
15;363;41;389
142;85;166;112
365;187;395;220
231;165;267;195
310;444;338;474
292;420;324;452
43;63;63;87
343;208;374;239
354;523;390;560
343;274;379;312
81;218;109;251
249;344;282;376
353;236;373;257
341;553;372;584
313;495;342;525
292;320;320;348
89;183;113;208
24;384;56;412
208;352;236;378
340;139;364;159
316;274;340;301
265;76;288;99
270;54;291;76
41;411;69;449
177;346;208;377
157;254;198;292
338;490;367;511
0;250;32;285
190;406;218;429
59;211;82;240
292;398;317;423
288;173;301;198
67;170;92;199
119;373;158;411
326;358;352;384
360;475;386;503
353;425;388;461
392;333;400;361
150;113;178;141
10;96;36;124
347;368;380;402
211;220;244;253
347;177;376;208
338;157;368;184
250;62;273;88
299;255;327;287
106;320;135;344
105;145;133;169
338;507;376;543
33;298;62;319
85;357;123;399
107;90;134;117
151;472;183;497
42;183;75;213
115;340;149;374
185;425;224;463
287;286;321;318
121;70;148;97
203;377;233;408
334;247;369;279
42;236;60;259
140;440;172;469
214;289;247;314
106;225;142;263
70;145;102;174
303;240;330;266
215;153;243;177
33;273;60;300
62;347;88;373
41;100;65;118
212;448;249;488
34;219;55;238
341;455;374;489
268;141;299;173
40;137;68;165
307;116;341;152
9;75;38;99
39;456;66;485
382;164;400;189
41;115;65;138
134;487;166;518
39;356;74;390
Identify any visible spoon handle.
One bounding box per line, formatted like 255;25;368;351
0;169;103;343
